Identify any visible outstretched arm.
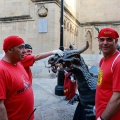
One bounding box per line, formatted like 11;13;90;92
34;51;53;61
34;50;64;61
0;100;8;120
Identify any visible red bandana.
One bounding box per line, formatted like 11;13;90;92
98;28;119;40
3;35;24;52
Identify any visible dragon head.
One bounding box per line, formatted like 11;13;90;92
48;41;89;71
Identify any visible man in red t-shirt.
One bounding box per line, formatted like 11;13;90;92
95;28;120;120
0;36;34;120
21;44;64;83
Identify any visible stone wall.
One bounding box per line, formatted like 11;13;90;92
0;0;81;54
79;0;120;22
78;0;120;54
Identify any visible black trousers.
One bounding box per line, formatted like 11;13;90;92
73;102;86;120
73;102;95;120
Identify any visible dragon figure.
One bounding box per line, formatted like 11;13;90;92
48;41;98;120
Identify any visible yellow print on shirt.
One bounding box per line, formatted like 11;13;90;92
97;69;103;86
64;89;68;93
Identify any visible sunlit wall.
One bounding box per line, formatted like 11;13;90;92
64;0;77;16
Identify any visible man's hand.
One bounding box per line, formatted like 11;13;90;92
52;49;64;56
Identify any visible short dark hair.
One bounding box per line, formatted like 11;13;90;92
25;44;32;49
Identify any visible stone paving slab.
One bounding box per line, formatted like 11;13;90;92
32;78;78;120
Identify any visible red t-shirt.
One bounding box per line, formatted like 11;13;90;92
96;51;120;120
0;60;34;120
20;55;35;84
64;72;76;100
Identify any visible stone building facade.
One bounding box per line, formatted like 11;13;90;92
0;0;80;53
0;0;120;76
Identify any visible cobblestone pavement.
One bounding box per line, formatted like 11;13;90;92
32;78;78;120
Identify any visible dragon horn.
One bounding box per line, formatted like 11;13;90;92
70;41;89;54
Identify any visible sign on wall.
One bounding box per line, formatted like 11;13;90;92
38;18;48;33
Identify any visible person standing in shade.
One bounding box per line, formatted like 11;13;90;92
24;44;33;55
96;28;120;120
21;43;64;84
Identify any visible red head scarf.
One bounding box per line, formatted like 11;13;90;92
3;35;24;52
98;28;119;40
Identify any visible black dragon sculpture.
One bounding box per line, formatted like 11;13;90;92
48;41;98;120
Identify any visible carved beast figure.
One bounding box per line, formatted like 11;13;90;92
48;41;97;120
